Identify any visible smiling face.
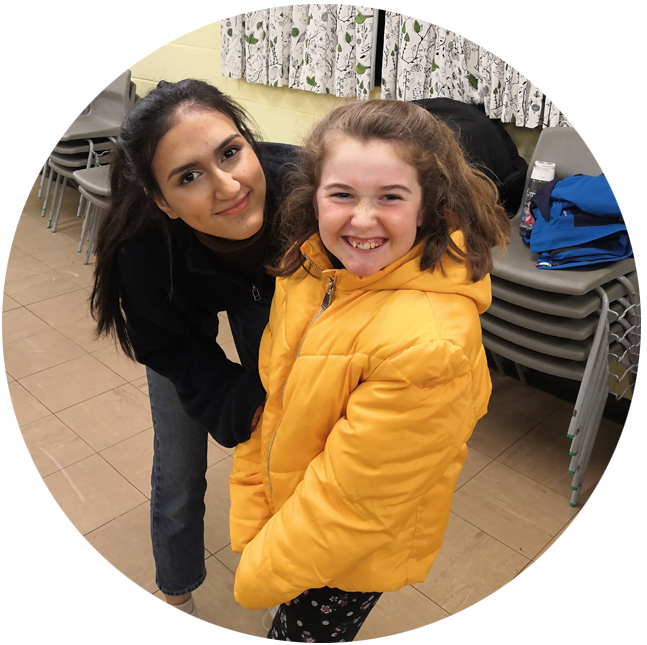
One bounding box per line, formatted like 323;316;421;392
151;108;266;240
315;135;423;277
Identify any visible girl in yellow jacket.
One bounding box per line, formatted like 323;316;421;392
229;99;512;641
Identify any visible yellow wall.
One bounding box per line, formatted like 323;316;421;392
130;21;380;146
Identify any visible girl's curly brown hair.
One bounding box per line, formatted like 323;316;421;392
270;99;511;282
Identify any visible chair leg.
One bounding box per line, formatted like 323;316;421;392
84;206;102;265
514;362;527;386
78;200;92;253
38;162;47;199
40;168;54;217
490;351;506;377
46;174;62;227
569;371;608;507
49;176;68;230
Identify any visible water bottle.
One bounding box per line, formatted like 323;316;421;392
519;160;556;238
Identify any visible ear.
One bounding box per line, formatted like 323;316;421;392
416;206;424;228
154;194;179;220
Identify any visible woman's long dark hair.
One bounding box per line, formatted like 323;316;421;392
90;79;262;359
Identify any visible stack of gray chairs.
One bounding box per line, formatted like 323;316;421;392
483;127;640;507
38;70;135;242
72;165;110;265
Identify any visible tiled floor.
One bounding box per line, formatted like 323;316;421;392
5;179;626;639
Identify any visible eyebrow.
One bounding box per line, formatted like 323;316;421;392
323;182;413;193
166;133;241;181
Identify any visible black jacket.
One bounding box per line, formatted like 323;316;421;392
117;142;298;448
413;98;528;215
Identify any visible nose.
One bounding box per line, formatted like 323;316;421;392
212;168;240;201
350;200;376;231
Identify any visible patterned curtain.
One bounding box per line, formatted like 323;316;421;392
380;13;569;128
221;5;378;99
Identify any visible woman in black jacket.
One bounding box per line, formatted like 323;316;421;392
90;79;296;615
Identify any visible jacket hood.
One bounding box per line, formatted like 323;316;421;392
300;231;492;315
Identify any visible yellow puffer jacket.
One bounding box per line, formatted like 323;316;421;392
230;232;492;610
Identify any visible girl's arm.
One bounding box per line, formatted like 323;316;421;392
234;339;476;609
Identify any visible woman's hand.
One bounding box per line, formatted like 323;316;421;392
250;405;264;431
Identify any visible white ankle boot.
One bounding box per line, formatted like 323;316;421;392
172;597;198;617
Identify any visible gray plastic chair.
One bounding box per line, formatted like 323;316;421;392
44;147;113;231
61;70;134;141
38;70;134;236
73;165;110;264
484;126;640;506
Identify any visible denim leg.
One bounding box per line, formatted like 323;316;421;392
147;367;208;596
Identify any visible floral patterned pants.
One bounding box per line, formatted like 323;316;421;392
267;587;382;642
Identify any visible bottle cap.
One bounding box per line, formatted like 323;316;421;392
531;160;556;182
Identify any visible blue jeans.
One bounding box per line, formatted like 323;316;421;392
148;366;208;596
147;298;272;595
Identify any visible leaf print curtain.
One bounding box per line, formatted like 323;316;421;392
221;5;379;99
381;13;570;128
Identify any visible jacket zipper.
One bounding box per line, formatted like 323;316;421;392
266;258;336;500
251;283;261;301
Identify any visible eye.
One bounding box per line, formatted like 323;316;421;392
331;192;352;199
382;194;403;201
179;170;200;185
222;145;241;161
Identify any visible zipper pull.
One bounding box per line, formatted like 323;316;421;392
251;283;261;301
321;278;335;309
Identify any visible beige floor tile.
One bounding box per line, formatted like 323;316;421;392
100;428;154;496
4;255;51;284
57;383;152;451
211;435;234;456
497;406;623;504
208;440;230;466
84;501;157;593
455;446;492;490
2;306;52;344
31;245;96;288
13;215;46;238
7;381;51;426
20;414;94;477
91;344;147;382
7;372;14;383
19;354;126;412
3;270;81;306
214;544;242;574
25;288;91;328
203;457;234;555
56;316;116;353
468;399;540;458
131;375;149;396
12;227;80;255
451;461;578;558
221;340;240;364
2;294;21;312
522;507;591;573
8;246;27;259
216;316;233;345
357;585;449;640
4;328;86;379
489;373;566;422
192;556;267;637
414;513;529;614
43;453;147;535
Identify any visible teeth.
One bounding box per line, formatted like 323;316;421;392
349;239;382;250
